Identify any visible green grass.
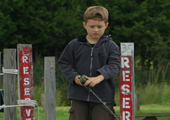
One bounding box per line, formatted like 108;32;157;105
136;83;170;105
0;105;170;120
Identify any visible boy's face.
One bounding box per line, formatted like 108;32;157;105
83;19;109;42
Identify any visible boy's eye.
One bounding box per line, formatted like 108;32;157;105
90;26;103;28
90;26;94;28
98;26;103;28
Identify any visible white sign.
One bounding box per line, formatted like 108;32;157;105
121;43;134;56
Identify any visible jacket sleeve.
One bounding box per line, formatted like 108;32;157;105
57;41;77;84
97;41;120;80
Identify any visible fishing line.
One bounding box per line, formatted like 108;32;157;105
76;73;119;120
84;86;119;120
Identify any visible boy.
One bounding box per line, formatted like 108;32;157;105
58;6;120;120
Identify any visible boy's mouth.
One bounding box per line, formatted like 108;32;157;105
94;33;99;36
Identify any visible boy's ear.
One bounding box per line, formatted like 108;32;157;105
105;22;109;28
83;22;86;29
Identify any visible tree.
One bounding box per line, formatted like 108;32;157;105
98;0;170;68
0;0;170;68
0;0;85;58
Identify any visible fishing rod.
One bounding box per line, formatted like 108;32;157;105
79;75;119;120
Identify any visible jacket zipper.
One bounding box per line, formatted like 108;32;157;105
87;47;94;101
90;47;94;77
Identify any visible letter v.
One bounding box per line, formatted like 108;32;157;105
26;109;31;116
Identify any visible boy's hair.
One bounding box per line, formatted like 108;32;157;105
84;6;109;23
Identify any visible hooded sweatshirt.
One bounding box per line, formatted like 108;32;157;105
58;34;120;104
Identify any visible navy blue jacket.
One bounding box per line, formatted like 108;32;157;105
58;34;120;104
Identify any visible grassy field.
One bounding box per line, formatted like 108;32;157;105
0;105;170;120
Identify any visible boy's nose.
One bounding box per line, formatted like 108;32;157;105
94;27;98;31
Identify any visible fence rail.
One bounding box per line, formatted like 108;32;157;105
116;113;170;119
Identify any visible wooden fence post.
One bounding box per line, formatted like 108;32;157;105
120;43;135;120
4;49;17;120
135;94;140;111
17;44;34;120
44;57;56;120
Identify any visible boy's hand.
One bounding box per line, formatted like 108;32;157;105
75;75;84;86
84;75;104;87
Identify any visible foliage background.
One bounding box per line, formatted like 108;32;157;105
0;0;170;106
1;0;170;66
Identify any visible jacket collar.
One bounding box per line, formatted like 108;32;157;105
77;33;111;44
77;33;87;43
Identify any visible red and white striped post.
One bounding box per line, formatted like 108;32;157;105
17;44;34;120
119;43;135;120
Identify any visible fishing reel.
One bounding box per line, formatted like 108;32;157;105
79;75;87;84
